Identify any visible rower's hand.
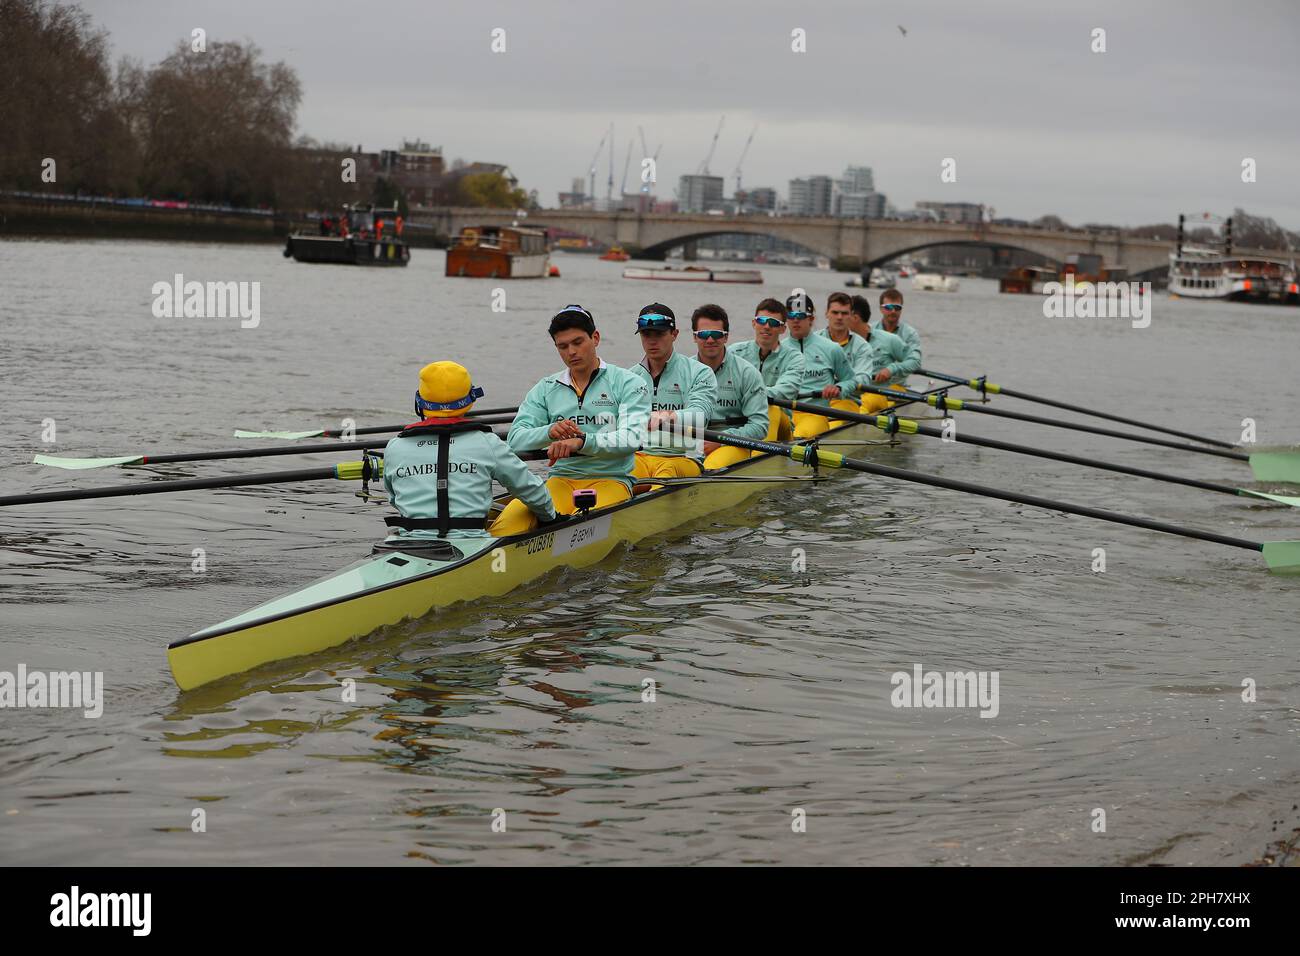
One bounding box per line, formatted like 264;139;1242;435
549;419;582;440
873;369;891;384
546;437;584;464
648;410;677;431
703;440;721;455
821;385;841;399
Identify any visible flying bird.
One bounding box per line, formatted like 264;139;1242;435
897;25;907;36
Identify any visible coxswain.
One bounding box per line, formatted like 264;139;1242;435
488;305;650;536
848;294;911;413
782;292;857;438
690;304;769;469
730;297;804;443
629;303;718;481
382;362;556;543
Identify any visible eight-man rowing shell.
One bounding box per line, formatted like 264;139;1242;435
167;419;896;690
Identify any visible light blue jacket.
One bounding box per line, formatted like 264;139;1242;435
507;360;651;490
787;332;858;407
630;351;717;460
704;347;770;442
383;426;555;540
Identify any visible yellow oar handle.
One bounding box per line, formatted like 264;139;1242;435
335;457;384;481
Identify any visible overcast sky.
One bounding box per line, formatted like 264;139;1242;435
83;0;1300;228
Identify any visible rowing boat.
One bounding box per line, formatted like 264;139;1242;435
167;418;901;690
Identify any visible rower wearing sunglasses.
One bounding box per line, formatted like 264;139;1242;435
781;292;858;439
690;304;770;469
874;288;922;387
731;297;804;443
628;303;718;481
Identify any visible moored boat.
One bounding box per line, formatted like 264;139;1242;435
622;265;763;284
283;203;410;266
911;272;959;292
1167;211;1298;304
445;224;550;278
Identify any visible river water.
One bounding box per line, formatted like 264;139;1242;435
1;236;1297;865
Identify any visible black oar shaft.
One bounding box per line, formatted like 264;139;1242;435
0;467;345;507
321;411;516;437
775;400;1242;498
863;386;1250;462
701;429;1263;554
920;368;1237;449
145;439;389;464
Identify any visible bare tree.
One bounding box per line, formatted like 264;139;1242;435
0;0;136;194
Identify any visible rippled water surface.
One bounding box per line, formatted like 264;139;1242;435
1;237;1297;865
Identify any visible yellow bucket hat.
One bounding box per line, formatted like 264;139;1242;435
415;361;484;418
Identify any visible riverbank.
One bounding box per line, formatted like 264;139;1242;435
0;193;446;247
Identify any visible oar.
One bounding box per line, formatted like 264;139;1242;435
35;439;391;471
860;384;1300;484
774;399;1300;510
920;368;1236;449
33;428;513;471
234;408;519;439
0;460;379;508
699;429;1300;572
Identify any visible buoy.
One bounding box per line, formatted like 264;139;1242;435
549;265;561;277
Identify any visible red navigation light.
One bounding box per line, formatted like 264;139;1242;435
1242;279;1252;292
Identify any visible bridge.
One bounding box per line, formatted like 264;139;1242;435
411;207;1296;278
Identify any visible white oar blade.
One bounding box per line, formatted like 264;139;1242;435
1239;489;1300;509
1248;451;1300;485
33;454;144;471
233;429;326;440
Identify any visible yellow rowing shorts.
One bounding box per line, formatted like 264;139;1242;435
750;405;794;457
828;398;858;429
488;476;631;537
703;444;751;470
632;452;704;481
792;409;831;439
860;384;909;413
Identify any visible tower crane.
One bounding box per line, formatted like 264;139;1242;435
587;125;610;205
619;137;635;197
697;115;725;175
732;124;758;196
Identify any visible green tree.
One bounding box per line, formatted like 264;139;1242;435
455;172;529;208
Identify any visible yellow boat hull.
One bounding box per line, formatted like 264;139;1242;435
168;420;895;690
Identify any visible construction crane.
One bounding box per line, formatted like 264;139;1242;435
732;124;758;196
697;115;725;175
587;125;611;205
606;123;615;202
619;137;635;197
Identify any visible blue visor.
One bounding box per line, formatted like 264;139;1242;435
414;385;485;413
